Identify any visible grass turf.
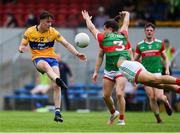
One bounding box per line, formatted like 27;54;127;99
0;111;179;132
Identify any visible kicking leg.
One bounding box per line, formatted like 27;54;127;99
36;60;68;89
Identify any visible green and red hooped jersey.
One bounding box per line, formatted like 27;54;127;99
135;38;165;73
97;30;131;71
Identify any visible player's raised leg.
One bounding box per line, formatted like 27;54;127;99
137;71;180;93
36;60;68;90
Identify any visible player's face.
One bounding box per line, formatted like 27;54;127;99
145;27;155;39
40;18;53;31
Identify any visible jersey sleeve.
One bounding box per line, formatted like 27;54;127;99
135;44;141;54
21;29;30;45
125;40;131;49
119;30;128;38
97;33;104;49
54;28;64;42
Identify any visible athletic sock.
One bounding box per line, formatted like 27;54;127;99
176;78;180;85
110;109;115;114
119;114;124;120
55;108;61;115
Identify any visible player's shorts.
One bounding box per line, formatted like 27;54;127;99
103;69;123;81
119;60;146;83
33;57;59;73
153;73;162;76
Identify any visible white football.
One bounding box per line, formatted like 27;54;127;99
75;32;90;48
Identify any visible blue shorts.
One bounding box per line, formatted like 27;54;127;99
33;57;59;73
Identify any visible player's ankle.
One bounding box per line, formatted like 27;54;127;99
110;109;115;114
119;114;124;120
55;108;61;115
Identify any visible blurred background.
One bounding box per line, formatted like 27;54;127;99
0;0;180;112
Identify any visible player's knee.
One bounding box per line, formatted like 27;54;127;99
116;92;124;100
52;83;59;90
149;95;156;101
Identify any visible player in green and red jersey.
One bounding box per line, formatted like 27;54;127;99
82;10;132;125
134;23;172;123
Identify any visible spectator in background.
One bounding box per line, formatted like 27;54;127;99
94;6;109;28
164;39;176;69
163;39;177;112
25;12;38;27
31;73;52;95
57;54;74;111
3;12;18;28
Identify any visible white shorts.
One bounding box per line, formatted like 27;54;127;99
153;73;162;76
119;60;146;83
103;69;123;81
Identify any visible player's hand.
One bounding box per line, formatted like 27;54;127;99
92;72;98;84
165;69;170;75
81;10;92;20
76;53;87;61
119;11;129;18
19;45;28;53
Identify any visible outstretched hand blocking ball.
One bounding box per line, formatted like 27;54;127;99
75;32;90;48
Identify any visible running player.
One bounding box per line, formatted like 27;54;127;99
81;10;180;101
134;22;172;123
19;11;87;122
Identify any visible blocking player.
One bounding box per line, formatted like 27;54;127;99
83;10;133;125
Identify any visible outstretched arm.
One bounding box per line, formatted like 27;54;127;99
81;10;100;39
119;11;130;32
59;38;87;61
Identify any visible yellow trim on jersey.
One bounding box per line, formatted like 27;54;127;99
22;26;64;60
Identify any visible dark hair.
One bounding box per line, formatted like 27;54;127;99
114;15;122;23
144;22;155;30
164;38;169;43
39;11;54;20
104;19;119;32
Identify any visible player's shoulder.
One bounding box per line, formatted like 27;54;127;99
137;40;144;45
49;27;60;34
154;38;162;43
49;27;58;32
25;26;36;33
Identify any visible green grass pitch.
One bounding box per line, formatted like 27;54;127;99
0;111;179;132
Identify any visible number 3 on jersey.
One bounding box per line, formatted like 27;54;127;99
113;40;125;51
